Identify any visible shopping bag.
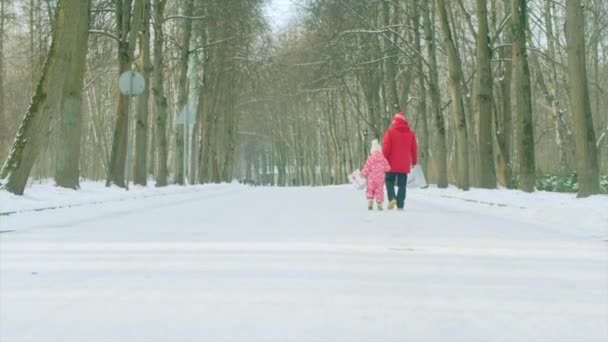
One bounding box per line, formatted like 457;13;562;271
407;164;428;188
349;169;367;190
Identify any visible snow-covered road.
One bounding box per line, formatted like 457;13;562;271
1;184;607;341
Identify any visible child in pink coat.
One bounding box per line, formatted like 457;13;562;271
361;139;391;210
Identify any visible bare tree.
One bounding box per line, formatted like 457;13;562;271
423;0;448;188
511;0;535;192
134;0;151;186
382;0;400;112
412;0;429;176
152;0;168;186
1;0;92;194
0;0;7;158
565;0;600;197
174;0;194;185
106;0;144;188
436;0;470;190
475;0;496;188
494;0;513;188
54;0;92;188
538;0;571;174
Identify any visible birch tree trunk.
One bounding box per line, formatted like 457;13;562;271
565;0;600;197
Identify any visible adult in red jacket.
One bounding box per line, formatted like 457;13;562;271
382;112;418;210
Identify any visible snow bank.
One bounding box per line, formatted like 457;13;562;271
410;186;608;239
0;180;226;215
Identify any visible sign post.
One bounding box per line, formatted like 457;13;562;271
118;70;146;190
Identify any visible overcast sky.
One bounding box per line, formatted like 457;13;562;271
264;0;296;32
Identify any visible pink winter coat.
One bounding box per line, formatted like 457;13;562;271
361;151;391;185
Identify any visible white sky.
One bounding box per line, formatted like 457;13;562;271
264;0;296;32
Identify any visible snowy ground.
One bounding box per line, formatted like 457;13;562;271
1;182;607;341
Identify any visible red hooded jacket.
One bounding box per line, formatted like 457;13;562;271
382;113;418;173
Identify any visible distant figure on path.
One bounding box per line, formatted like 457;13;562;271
361;139;391;211
383;112;418;210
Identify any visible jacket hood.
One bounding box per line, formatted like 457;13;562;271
391;114;411;132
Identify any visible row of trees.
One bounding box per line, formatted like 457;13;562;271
238;0;607;197
0;0;265;194
0;0;606;198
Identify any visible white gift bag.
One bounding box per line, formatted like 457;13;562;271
349;169;367;190
407;165;428;188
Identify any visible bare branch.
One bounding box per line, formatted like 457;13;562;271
336;0;431;69
455;0;477;40
493;44;567;69
163;15;207;23
492;14;512;43
89;29;122;43
189;36;236;53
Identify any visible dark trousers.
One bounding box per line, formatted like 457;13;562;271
385;172;408;209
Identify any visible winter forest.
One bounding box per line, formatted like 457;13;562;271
0;0;606;197
1;1;608;340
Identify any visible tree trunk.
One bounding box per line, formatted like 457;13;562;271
423;0;448;188
86;85;110;179
475;0;496;188
54;0;91;189
494;0;513;188
436;0;470;190
152;0;168;187
511;0;535;192
360;71;382;140
565;0;600;197
413;0;429;173
383;0;400;112
591;0;605;170
28;0;36;89
0;0;6;159
543;0;570;174
107;45;130;187
222;103;237;182
175;0;194;185
134;0;151;186
1;0;88;194
220;64;238;183
106;0;143;188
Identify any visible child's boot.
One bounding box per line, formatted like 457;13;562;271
377;202;383;211
367;199;373;210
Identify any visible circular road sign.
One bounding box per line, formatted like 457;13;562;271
118;71;146;96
